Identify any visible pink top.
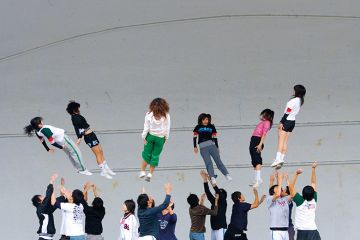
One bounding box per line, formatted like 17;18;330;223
252;120;271;137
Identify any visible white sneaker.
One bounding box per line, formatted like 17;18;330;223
78;169;93;176
253;179;263;188
100;170;113;179
139;171;146;178
145;173;152;182
226;175;233;181
105;165;116;176
271;159;284;168
210;177;217;185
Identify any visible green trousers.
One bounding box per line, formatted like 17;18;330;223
142;133;165;167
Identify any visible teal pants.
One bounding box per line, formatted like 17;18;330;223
142;134;165;167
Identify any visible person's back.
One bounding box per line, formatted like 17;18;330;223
83;198;106;237
138;207;162;238
189;205;218;233
293;192;317;230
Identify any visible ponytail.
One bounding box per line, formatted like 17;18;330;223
293;85;306;106
24;117;43;136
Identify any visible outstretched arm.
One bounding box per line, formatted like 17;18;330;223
201;171;215;204
289;169;303;197
250;188;259;209
272;172;284;201
311;161;317;191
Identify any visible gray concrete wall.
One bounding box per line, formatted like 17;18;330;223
1;1;359;239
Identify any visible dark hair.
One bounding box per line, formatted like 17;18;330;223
260;109;274;127
197;113;212;125
24;117;43;136
124;199;136;213
293;85;306;106
269;185;278;196
31;195;41;207
170;203;175;210
149;98;169;119
92;197;104;209
231;191;242;203
72;189;84;205
66;101;80;115
302;185;315;201
137;194;149;209
187;194;199;208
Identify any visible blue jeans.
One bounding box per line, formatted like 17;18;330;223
190;232;205;240
70;236;86;240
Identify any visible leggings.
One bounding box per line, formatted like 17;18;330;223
200;144;229;178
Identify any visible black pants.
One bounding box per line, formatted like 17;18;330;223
59;235;70;240
224;227;248;240
297;230;321;240
249;136;263;167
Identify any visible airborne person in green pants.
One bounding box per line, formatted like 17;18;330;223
139;98;170;182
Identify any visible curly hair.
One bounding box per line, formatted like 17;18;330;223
149;98;169;119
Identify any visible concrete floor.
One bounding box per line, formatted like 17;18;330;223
1;1;359;239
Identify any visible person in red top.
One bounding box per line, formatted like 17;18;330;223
249;109;274;188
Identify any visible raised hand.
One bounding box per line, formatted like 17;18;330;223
50;173;58;184
312;161;318;169
296;168;303;175
164;183;173;195
200;170;208;181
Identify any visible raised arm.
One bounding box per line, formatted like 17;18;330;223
269;172;276;188
83;182;91;202
289;169;303;197
250;188;259;209
311;161;317;191
201;171;215;204
148;183;172;214
48;174;58;206
272;172;284;201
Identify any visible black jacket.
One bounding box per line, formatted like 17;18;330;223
203;182;227;230
36;184;56;235
81;198;105;235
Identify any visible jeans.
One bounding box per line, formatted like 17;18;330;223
190;232;205;240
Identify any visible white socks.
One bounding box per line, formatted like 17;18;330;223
98;162;105;171
276;152;282;161
255;170;261;181
280;154;285;162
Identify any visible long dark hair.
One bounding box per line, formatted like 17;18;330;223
293;85;306;106
124;199;136;214
260;109;274;127
24;117;43;136
66;101;80;115
197;113;212;125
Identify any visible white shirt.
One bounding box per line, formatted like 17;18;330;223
119;214;139;240
294;193;317;230
141;112;170;140
284;97;301;121
60;209;67;235
60;203;85;236
37;125;65;144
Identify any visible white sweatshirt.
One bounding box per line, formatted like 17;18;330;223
141;112;170;140
284;97;301;121
119;213;139;240
60;203;85;236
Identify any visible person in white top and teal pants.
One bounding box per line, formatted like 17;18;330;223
289;161;321;240
25;117;92;175
139;98;170;182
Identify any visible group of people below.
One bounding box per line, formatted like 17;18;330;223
32;161;320;240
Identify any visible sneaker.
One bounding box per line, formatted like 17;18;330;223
78;169;93;176
271;159;284;168
105;165;116;176
145;173;152;182
275;163;284;170
139;171;146;178
252;179;263;188
210;177;217;185
100;170;113;179
225;174;233;181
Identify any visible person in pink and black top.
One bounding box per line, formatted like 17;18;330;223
249;109;274;188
